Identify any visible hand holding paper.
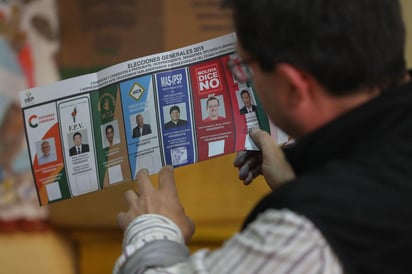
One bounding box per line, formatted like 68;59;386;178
117;166;195;243
234;127;295;190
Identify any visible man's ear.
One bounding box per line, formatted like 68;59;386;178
276;63;312;107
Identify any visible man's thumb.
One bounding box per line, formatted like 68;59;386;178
249;127;270;148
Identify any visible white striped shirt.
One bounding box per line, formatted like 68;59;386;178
113;209;343;274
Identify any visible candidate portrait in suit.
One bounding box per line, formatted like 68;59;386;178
132;113;152;138
164;105;188;129
69;131;90;156
239;89;257;115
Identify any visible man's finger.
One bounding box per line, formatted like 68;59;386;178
124;189;138;206
238;155;261;178
117;212;129;230
242;164;262;185
158;165;178;195
136;168;155;194
233;151;248;167
249;127;278;162
243;171;254;185
182;216;195;243
249;127;272;148
250;165;262;179
238;162;249;180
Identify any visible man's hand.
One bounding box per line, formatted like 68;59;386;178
234;127;296;190
117;166;194;243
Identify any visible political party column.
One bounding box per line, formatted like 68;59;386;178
57;95;100;197
155;68;196;167
90;84;132;189
23;102;69;205
120;75;163;179
221;54;267;151
190;57;236;161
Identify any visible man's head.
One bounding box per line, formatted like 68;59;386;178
223;0;405;94
240;89;251;107
206;97;220;120
41;141;50;156
106;124;114;144
136;114;144;128
169;105;181;122
73;132;82;146
223;0;406;137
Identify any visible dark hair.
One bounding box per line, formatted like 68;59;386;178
169;105;180;114
206;96;219;108
222;0;406;95
73;132;82;140
240;89;250;97
41;140;50;147
105;124;114;134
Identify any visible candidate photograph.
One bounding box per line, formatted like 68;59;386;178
69;131;90;156
132;113;152;138
164;104;188;129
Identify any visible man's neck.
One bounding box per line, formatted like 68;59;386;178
295;85;382;138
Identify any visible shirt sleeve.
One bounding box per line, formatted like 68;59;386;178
113;209;343;274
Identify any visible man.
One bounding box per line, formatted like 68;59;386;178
69;132;89;156
132;114;152;138
203;96;225;122
105;124;120;147
164;105;188;129
38;140;57;165
114;1;412;273
239;89;257;114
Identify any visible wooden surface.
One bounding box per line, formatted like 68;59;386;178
401;0;412;67
0;231;76;274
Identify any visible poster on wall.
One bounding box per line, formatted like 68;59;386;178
0;0;59;229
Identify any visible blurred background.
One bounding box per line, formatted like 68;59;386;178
0;0;411;273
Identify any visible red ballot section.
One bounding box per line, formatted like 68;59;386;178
190;58;236;161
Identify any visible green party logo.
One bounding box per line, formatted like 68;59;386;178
98;93;116;120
